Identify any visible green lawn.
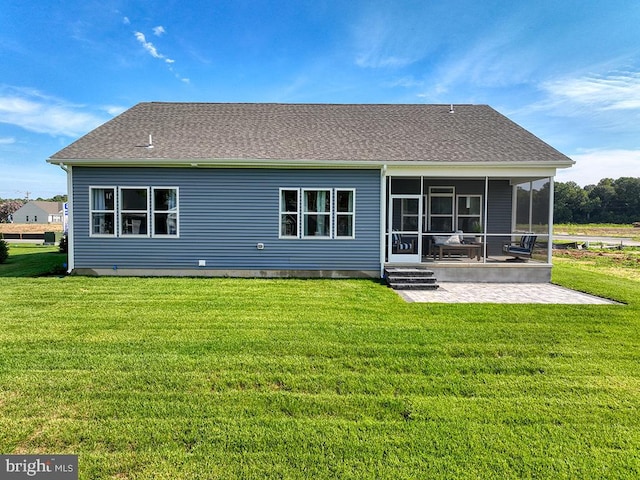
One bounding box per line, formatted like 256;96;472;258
0;247;639;478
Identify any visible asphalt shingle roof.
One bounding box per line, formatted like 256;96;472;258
50;103;573;165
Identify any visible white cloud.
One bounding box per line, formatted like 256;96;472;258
351;11;433;69
134;31;175;64
123;16;130;25
0;137;16;145
102;105;127;116
153;26;166;37
542;71;640;111
0;87;106;137
556;149;640;186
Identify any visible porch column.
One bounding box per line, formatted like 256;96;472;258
548;176;554;264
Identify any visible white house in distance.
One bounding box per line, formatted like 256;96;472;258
12;201;64;224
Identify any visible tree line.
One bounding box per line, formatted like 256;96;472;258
554;177;640;224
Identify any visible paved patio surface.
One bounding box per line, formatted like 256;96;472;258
398;283;620;304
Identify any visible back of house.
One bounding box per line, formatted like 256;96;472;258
48;102;573;281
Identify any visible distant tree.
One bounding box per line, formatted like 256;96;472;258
50;194;68;203
0;200;24;223
555;177;640;224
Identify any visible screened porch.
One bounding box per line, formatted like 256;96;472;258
384;176;554;269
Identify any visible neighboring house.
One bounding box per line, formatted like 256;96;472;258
47;102;573;282
12;201;63;224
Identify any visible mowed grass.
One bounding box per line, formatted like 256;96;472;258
0;248;639;478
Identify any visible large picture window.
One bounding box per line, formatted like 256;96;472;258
153;187;179;236
119;187;149;236
90;187;116;236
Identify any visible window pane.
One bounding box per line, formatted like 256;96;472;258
281;214;298;236
336;215;353;237
304;190;330;213
122;189;147;210
336;190;353;213
154;213;178;235
154;189;177;210
122;214;147;235
431;197;452;214
458;196;481;215
92;188;114;210
304;214;330;236
430;217;453;232
458;217;481;232
92;213;114;234
281;190;298;212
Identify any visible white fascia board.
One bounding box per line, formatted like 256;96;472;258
386;162;567;178
46;157;385;169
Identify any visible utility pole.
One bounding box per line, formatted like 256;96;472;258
25;191;31;201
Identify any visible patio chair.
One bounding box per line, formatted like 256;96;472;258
503;234;537;261
392;233;414;252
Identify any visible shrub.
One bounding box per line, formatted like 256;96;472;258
59;234;68;253
0;239;8;264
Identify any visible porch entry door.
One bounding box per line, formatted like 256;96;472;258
388;195;422;263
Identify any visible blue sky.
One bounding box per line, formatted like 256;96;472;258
1;0;639;199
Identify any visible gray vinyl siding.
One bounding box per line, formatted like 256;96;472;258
486;180;513;255
71;167;381;272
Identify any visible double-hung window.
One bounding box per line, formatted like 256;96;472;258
335;189;355;238
303;189;331;237
279;189;299;238
428;186;454;232
120;187;149;236
152;187;179;236
90;187;116;236
457;195;482;232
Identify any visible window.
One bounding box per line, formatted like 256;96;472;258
152;187;179;236
119;187;149;236
428;186;454;232
457;195;482;232
279;189;299;238
335;189;355;238
90;187;116;236
303;189;331;237
279;188;355;239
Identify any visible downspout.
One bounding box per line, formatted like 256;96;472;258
380;164;387;278
57;163;74;273
483;176;489;263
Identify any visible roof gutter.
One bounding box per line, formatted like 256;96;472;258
46;157;575;169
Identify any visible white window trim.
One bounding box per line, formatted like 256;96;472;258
89;186;117;237
279;188;300;239
301;188;332;239
152;186;180;238
119;186;150;238
334;188;356;239
279;187;356;240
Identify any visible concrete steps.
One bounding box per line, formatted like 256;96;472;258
384;267;439;290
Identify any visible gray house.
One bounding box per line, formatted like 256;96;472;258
12;201;63;224
47;102;573;282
